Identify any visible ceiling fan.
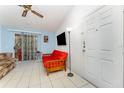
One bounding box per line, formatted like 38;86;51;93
18;5;44;18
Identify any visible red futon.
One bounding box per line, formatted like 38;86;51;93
42;50;68;75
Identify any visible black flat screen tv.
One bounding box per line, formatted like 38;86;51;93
57;32;66;45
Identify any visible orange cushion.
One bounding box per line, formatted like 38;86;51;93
44;61;65;68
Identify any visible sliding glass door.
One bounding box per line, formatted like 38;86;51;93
15;33;38;61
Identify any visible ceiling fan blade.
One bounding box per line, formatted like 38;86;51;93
23;5;32;10
22;10;28;17
18;5;24;7
18;5;32;9
27;5;32;8
31;10;44;18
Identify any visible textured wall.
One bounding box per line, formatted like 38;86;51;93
0;26;55;54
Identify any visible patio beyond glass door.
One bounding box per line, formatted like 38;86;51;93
15;33;38;61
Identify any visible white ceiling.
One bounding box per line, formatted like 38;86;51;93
0;5;73;32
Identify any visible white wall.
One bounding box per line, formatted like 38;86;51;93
55;6;98;76
56;6;124;87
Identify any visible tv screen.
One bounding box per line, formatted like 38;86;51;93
57;32;66;45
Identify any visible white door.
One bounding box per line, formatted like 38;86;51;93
84;6;123;87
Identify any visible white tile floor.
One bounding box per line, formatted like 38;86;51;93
0;60;96;88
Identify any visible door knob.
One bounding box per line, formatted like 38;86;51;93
83;49;86;52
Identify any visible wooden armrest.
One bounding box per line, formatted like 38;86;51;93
43;53;52;56
46;59;65;63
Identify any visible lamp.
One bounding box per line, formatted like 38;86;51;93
66;27;74;77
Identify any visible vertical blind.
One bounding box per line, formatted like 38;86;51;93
15;32;38;61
